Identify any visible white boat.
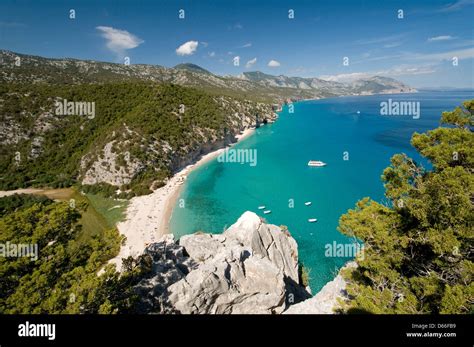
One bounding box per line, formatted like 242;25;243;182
263;210;272;214
308;160;327;167
258;206;266;210
308;218;318;223
305;201;312;206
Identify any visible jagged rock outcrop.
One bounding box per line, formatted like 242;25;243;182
284;261;357;314
132;234;199;313
134;211;311;314
81;140;144;186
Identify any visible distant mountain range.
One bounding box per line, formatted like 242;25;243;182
0;50;416;103
237;71;415;97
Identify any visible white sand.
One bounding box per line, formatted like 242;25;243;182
109;128;255;270
0;129;255;271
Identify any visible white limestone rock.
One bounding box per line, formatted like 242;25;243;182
284;261;357;314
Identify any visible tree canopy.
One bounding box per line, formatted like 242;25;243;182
338;100;473;314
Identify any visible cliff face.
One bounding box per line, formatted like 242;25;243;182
133;211;311;314
166;99;276;174
79;99;276;187
0;80;276;192
284;262;356;314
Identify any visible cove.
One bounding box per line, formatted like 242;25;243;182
170;90;473;292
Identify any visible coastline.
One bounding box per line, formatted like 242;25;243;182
161;127;256;235
109;127;256;270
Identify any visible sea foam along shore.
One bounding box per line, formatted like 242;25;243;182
108;127;256;271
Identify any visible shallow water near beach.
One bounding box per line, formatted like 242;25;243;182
170;91;472;292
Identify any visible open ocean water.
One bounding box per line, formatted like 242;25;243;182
170;90;473;292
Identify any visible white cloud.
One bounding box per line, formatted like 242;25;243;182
0;21;26;28
427;35;455;42
200;41;209;47
241;43;252;48
208;51;216;57
320;72;372;83
267;59;281;67
246;57;257;68
320;65;437;82
354;34;406;45
352;53;405;65
352;47;474;66
176;40;199;56
438;0;474;12
96;26;144;58
412;47;474;61
384;42;402;48
380;65;437;76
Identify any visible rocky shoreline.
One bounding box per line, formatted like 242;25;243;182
130;211;350;314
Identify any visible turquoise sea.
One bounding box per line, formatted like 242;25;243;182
170;91;473;292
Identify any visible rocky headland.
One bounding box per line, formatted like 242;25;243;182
130;211;350;314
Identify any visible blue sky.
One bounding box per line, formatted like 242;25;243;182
1;0;473;87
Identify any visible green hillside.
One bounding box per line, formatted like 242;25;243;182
0;82;272;195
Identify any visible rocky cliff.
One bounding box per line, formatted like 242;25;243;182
0;81;276;192
79;98;276;187
284;262;356;314
133;211;312;314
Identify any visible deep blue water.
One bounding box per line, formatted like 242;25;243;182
170;91;473;291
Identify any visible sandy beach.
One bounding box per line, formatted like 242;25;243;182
0;129;256;271
109;128;255;270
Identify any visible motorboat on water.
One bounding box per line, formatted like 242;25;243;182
305;201;312;206
263;210;272;214
308;218;318;223
308;160;327;167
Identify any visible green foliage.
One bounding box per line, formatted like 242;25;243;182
411;100;474;170
80;183;118;198
0;194;52;217
299;263;311;288
1;82;263;195
338;100;474;314
0;199;122;313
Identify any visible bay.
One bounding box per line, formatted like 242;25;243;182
170;90;473;291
